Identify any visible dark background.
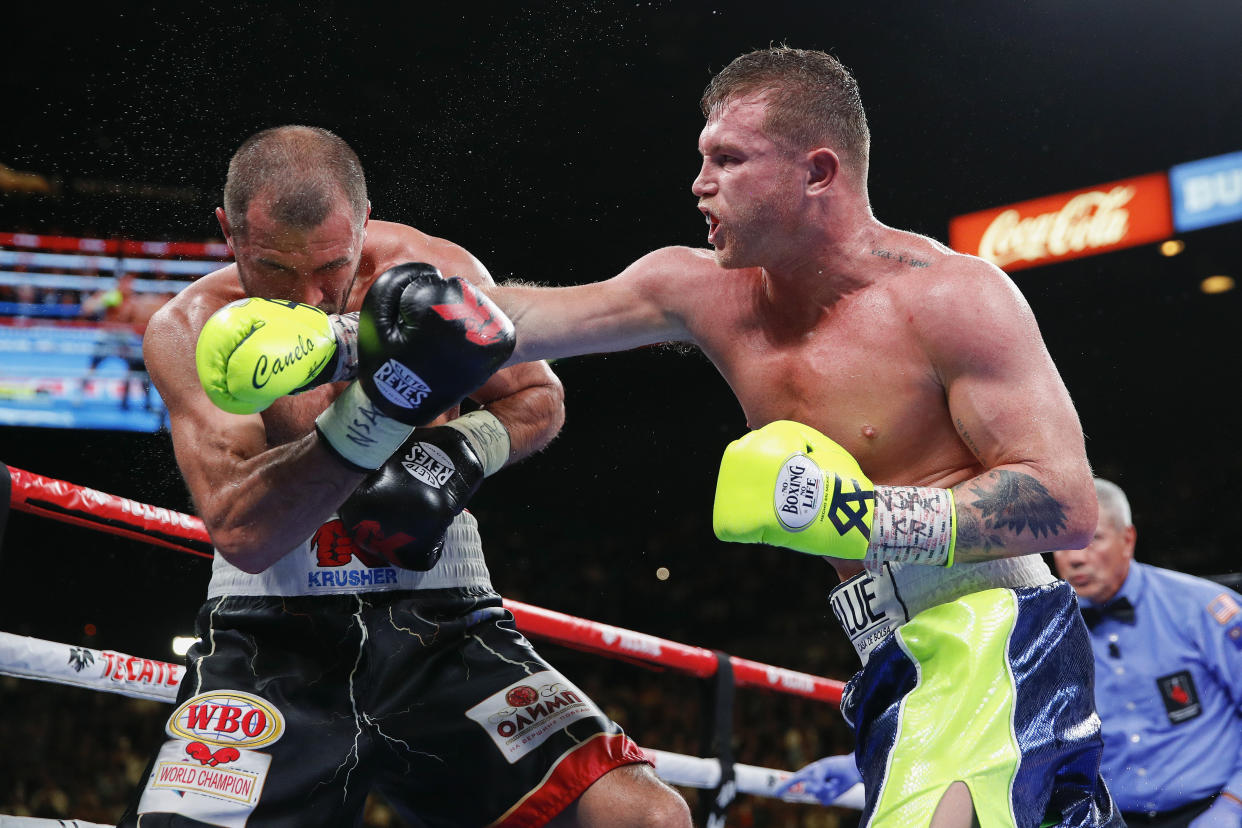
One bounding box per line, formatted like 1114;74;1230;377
1;0;1239;721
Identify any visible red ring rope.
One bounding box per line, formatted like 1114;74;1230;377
4;463;843;705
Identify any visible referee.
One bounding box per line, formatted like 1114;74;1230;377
1054;478;1242;828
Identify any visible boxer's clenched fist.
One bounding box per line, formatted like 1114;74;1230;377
315;263;516;470
713;420;957;566
339;422;489;570
713;420;876;560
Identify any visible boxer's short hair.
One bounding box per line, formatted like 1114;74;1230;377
224;125;368;236
702;46;870;176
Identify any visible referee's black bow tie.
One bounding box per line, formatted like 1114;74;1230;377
1081;596;1136;629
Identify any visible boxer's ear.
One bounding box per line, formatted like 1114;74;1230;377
805;148;839;196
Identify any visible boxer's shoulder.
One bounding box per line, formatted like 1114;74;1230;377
885;232;1014;296
618;245;747;309
871;234;1030;347
148;264;246;337
628;244;722;277
361;221;488;292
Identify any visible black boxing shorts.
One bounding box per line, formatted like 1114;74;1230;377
118;587;648;827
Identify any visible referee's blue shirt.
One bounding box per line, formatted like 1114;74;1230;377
1081;561;1242;813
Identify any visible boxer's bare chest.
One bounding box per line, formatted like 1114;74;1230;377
688;280;964;487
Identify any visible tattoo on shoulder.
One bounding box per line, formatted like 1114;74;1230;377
957;470;1070;549
871;249;930;268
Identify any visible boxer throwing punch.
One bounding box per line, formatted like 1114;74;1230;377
118;125;690;828
479;47;1118;828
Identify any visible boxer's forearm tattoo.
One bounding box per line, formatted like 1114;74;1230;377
955;417;982;459
953;510;1005;555
870;249;930;268
956;471;1070;548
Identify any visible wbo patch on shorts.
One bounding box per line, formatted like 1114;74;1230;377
165;689;286;749
136;689;286;826
1156;670;1201;724
466;670;603;764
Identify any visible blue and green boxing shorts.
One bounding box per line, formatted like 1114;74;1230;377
838;579;1122;828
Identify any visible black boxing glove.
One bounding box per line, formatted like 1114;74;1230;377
358;262;515;422
339;421;490;570
315;263;516;470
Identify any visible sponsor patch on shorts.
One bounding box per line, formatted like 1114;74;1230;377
1156;670;1201;724
829;562;909;666
137;738;271;827
466;670;603;764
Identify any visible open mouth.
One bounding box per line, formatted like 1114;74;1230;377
701;208;721;244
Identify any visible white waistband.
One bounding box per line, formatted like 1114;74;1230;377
206;511;493;598
829;554;1055;666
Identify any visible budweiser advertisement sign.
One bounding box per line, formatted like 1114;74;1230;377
949;172;1173;272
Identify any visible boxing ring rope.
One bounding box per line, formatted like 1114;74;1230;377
0;464;864;823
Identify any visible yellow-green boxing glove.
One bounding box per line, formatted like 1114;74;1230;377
712;420;956;567
195;298;359;415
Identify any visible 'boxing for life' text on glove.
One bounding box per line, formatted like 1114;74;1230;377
712;420;957;566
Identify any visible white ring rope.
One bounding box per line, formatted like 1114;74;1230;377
0;631;863;814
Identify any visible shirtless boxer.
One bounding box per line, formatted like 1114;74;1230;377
480;48;1120;828
118;125;690;828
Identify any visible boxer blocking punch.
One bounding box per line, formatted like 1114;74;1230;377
120;126;688;828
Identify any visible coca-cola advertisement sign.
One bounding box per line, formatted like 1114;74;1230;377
949;172;1173;272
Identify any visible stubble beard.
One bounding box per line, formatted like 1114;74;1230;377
712;210;767;270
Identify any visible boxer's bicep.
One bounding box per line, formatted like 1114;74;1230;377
934;271;1084;475
165;371;359;567
922;264;1095;559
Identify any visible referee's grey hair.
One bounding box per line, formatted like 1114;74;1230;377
1094;478;1132;530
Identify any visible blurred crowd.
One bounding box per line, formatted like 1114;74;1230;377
0;266;176;327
